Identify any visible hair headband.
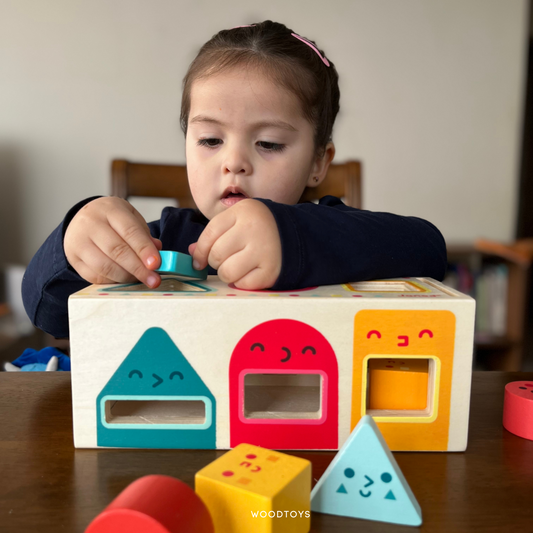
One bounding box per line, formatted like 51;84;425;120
230;25;330;67
291;33;330;67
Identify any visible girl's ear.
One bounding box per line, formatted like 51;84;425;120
307;142;336;188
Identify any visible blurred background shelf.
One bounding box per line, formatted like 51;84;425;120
447;241;533;371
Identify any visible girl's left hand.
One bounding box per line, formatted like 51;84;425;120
189;199;282;290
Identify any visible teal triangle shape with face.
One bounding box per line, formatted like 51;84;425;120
336;484;348;494
96;327;216;449
311;415;422;526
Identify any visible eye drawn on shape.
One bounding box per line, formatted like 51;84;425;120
367;330;381;339
128;369;143;379
363;475;374;488
419;329;434;338
169;371;184;380
250;343;265;352
302;346;316;355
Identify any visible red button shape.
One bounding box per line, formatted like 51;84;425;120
503;381;533;441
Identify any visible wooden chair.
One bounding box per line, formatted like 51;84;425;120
111;159;362;208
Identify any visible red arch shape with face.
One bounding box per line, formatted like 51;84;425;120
229;319;339;449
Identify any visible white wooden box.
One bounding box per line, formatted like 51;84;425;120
69;276;475;451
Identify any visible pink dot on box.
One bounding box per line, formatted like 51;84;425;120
502;381;533;441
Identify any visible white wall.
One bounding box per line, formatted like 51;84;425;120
0;0;529;266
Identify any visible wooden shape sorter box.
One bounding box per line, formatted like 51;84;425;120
68;277;475;452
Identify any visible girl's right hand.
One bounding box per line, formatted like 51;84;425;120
64;197;163;288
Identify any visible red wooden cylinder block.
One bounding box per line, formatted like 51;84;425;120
85;475;214;533
503;381;533;441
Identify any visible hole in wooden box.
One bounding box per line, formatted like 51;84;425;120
345;280;426;292
105;398;207;425
244;373;322;419
365;357;437;419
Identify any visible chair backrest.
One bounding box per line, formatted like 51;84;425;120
111;159;362;209
111;160;195;208
300;160;362;208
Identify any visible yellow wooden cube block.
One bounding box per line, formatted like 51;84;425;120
195;443;311;533
368;358;428;410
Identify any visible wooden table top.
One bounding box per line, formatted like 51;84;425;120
0;371;532;532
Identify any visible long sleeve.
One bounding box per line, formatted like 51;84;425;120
256;196;447;291
22;198;98;338
22;199;210;338
23;195;446;338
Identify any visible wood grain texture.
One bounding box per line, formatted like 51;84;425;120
0;372;532;532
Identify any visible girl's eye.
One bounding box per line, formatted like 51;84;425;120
257;141;286;153
198;138;222;148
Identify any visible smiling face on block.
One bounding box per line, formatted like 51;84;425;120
351;310;457;451
230;318;337;371
229;319;339;449
337;467;395;499
185;68;320;219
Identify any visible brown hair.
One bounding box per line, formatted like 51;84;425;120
180;20;340;155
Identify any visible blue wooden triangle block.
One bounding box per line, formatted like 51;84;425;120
311;415;422;526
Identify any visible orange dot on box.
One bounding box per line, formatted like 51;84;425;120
368;359;428;410
85;475;214;533
503;381;533;441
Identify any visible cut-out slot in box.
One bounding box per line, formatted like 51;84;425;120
368;358;429;410
69;276;475;451
244;373;322;419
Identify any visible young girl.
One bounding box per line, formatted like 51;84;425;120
22;20;446;339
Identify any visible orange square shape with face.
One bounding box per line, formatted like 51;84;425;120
351;310;456;451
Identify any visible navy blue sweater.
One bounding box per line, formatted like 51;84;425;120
22;196;447;338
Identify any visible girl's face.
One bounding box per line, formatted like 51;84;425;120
186;67;324;220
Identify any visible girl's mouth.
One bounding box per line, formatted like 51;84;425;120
221;187;248;207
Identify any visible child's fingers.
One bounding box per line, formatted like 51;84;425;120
89;224;160;288
188;242;197;256
233;267;267;291
78;240;137;284
205;229;246;271
131;205;156;233
70;259;116;286
193;213;237;270
131;210;163;258
65;249;108;284
216;249;255;284
107;207;161;270
151;237;163;251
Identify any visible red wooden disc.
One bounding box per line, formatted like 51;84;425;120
503;381;533;441
85;475;213;533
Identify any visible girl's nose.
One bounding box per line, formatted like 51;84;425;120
222;145;252;176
